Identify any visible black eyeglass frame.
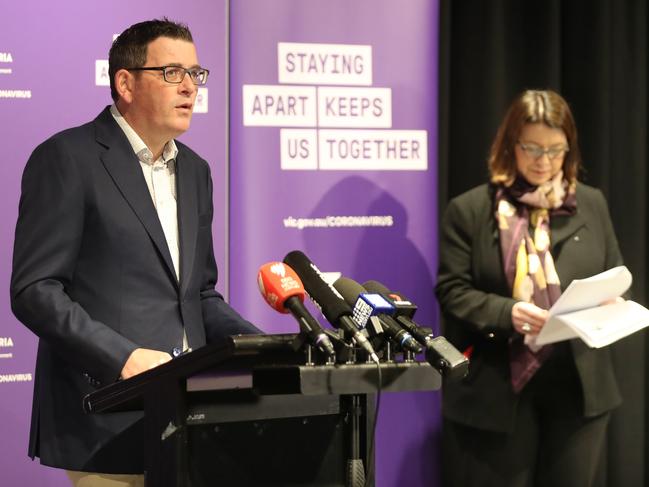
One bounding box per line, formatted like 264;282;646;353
126;65;210;85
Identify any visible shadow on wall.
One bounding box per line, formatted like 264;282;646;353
302;175;441;487
302;175;435;325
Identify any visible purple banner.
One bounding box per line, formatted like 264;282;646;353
229;1;441;485
2;1;441;485
1;2;227;485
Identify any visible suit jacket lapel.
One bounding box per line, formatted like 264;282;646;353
176;152;198;298
94;108;179;287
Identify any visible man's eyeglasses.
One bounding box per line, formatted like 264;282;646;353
127;66;210;86
518;141;569;161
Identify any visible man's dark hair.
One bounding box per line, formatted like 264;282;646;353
108;18;193;102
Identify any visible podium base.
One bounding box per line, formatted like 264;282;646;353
188;414;346;486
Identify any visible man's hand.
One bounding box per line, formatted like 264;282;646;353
512;301;549;335
120;348;172;380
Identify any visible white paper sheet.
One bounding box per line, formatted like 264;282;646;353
534;266;649;348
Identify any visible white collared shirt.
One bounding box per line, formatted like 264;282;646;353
110;104;180;281
110;104;190;352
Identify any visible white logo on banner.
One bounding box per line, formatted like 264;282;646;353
0;51;33;94
244;85;316;126
0;373;32;383
0;337;14;360
0;90;31;99
242;41;428;171
280;128;318;170
283;215;393;229
278;42;372;85
95;59;110;86
0;52;13;75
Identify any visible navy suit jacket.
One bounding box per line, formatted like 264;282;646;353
10;107;259;473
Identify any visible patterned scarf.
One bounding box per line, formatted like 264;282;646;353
495;171;576;393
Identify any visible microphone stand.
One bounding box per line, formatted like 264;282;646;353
344;392;367;487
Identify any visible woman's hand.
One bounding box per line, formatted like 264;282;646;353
600;296;625;306
512;301;549;335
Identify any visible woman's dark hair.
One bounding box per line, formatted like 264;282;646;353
488;90;581;185
108;18;193;102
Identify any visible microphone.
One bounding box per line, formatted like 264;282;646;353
283;251;379;363
257;262;335;357
363;280;429;342
363;280;469;381
333;277;423;353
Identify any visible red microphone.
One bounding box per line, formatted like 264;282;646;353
258;262;335;356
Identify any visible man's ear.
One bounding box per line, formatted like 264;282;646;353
114;69;135;104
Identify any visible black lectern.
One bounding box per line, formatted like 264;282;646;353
84;334;441;487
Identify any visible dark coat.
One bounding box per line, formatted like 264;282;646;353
436;182;623;432
10;107;259;473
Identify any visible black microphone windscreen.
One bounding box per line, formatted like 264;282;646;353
283;250;351;325
362;280;391;295
333;277;367;307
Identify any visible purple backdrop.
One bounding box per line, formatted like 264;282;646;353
1;1;441;486
1;2;227;485
229;1;441;486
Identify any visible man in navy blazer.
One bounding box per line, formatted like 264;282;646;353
10;19;260;484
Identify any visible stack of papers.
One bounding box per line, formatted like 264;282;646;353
535;266;649;348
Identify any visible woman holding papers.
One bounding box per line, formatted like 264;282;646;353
436;89;623;487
